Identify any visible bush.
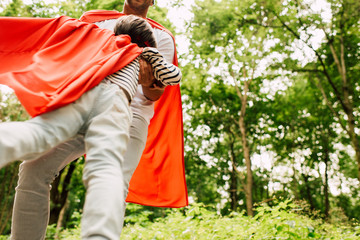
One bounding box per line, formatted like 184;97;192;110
2;199;359;239
120;200;360;240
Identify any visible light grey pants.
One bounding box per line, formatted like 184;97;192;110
10;115;148;240
0;82;136;240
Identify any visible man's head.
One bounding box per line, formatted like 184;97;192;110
123;0;154;18
114;15;157;48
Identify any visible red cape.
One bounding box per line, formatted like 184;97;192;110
0;16;142;116
80;10;188;208
0;12;188;208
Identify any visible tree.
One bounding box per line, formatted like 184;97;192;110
183;0;281;216
267;72;340;218
182;0;359;220
246;0;360;180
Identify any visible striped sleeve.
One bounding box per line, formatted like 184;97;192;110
141;47;182;86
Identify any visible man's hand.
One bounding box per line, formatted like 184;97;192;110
138;57;166;101
138;57;155;87
142;81;166;101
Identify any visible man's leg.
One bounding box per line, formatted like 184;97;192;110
10;117;148;240
6;83;111;239
10;136;85;240
81;83;132;240
122;115;149;199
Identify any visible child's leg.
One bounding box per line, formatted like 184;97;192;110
11;136;85;240
0;105;84;168
0;83;109;168
80;82;132;240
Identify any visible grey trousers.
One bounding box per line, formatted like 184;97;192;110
10;115;148;240
0;82;136;240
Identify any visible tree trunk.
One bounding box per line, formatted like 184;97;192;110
346;111;360;180
239;114;253;216
233;70;254;216
55;199;69;239
228;138;240;211
302;174;315;210
230;163;238;211
324;146;330;220
292;164;300;200
334;18;360;179
272;1;360;180
328;17;360;180
354;141;360;181
49;160;77;225
0;162;19;234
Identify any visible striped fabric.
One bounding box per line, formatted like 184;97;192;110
104;57;140;101
142;47;182;86
104;48;181;102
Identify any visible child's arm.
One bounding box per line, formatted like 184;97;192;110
141;47;182;86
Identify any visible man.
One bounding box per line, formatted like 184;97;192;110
10;1;187;240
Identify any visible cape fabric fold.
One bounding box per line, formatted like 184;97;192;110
0;16;142;116
80;10;188;208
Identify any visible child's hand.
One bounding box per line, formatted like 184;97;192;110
138;57;155;87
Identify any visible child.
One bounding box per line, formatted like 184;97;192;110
0;14;181;240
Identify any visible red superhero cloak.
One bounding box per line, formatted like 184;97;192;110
0;16;142;116
80;10;188;207
0;12;188;207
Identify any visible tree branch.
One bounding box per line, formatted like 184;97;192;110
271;8;350;115
229;68;243;100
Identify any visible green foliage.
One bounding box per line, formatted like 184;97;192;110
183;0;277;214
53;225;81;239
34;200;360;239
183;0;360;220
61;158;86;229
45;224;58;239
0;162;19;235
0;0;68;18
0;0;174;31
1;0;360;235
0;92;29;122
124;203;159;226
